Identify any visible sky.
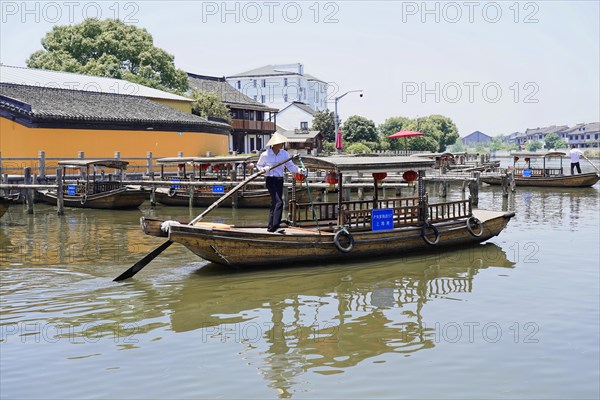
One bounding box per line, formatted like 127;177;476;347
1;0;599;137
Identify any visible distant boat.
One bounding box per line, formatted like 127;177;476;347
144;155;515;268
0;193;19;218
37;159;147;209
481;151;600;188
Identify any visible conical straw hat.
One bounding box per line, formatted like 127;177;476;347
266;132;288;147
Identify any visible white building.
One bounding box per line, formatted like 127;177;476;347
276;101;316;131
226;63;328;115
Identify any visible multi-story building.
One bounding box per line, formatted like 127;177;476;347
564;122;600;148
187;73;278;154
226;63;329;116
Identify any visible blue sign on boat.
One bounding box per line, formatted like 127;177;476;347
170;178;181;189
522;169;532;177
212;185;225;193
371;208;394;231
67;184;76;195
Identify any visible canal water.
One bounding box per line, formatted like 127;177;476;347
1;182;599;399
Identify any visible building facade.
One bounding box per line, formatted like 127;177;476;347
187;73;278;154
226;63;328;114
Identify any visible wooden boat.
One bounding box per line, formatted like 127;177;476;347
481;151;600;188
148;155;515;268
153;155;309;207
0;197;9;218
37;159;147;209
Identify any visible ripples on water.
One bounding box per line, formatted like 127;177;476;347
1;185;599;399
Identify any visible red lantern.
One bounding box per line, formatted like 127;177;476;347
200;163;209;171
402;170;418;182
372;172;387;181
177;163;185;169
324;171;338;185
514;156;520;162
524;157;530;162
213;164;220;171
293;173;306;182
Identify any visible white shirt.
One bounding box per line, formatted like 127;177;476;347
569;148;583;163
257;147;299;177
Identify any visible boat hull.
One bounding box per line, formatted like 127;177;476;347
167;210;514;268
37;188;147;209
481;173;599;188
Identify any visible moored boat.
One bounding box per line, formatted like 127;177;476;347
480;151;600;188
153;155;515;269
37;159;147;209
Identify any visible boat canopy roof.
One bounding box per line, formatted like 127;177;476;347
58;159;129;169
299;155;435;172
156;155;258;165
512;151;566;158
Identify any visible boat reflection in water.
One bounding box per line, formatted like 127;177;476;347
168;244;514;397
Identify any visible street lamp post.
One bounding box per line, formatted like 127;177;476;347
334;89;363;153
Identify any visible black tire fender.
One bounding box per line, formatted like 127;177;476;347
466;216;484;237
421;222;440;245
334;229;354;253
80;193;87;205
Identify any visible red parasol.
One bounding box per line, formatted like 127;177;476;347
388;130;424;139
335;129;343;150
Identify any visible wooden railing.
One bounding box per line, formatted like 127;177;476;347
291;197;471;229
230;119;276;132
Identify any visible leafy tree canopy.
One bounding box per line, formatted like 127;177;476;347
526;140;543;151
311;110;335;142
543;132;566;150
340;115;378;143
190;90;231;122
27;18;188;93
378;116;412;151
404;115;459;152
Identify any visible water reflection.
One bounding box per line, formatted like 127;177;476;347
167;244;514;397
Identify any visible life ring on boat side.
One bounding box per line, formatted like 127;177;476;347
80;193;87;205
466;216;484;237
421;222;440;245
334;229;354;253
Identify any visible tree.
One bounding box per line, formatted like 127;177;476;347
340;115;378;143
27;19;188;93
190;91;231;122
526;141;543;151
411;115;459;152
544;132;566;150
311;110;335;142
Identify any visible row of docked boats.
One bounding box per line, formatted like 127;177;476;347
5;151;594;214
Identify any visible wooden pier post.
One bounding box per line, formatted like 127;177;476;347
150;173;156;206
38;151;46;181
56;168;64;215
439;180;448;198
188;184;195;208
468;179;479;207
24;167;34;214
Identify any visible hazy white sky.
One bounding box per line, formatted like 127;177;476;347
1;1;599;136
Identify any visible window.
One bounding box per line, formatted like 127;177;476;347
284;94;288;102
261;79;266;87
253;95;257;101
284;78;288;87
261;95;265;103
237;80;241;89
300;122;308;130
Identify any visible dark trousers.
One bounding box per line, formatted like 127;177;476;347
571;162;581;175
266;177;284;230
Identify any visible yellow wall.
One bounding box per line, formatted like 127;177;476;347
151;99;192;113
0;118;229;168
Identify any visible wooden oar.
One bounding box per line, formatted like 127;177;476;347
113;154;298;281
582;155;600;174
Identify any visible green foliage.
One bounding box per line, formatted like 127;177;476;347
27;18;188;93
190;90;231;122
321;141;336;153
346;142;372;154
311;110;335;142
406;115;459;152
543;132;566;150
340;115;378;143
525;141;543;151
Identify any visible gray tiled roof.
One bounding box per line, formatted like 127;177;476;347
227;64;326;83
0;83;230;134
187;73;277;112
279;102;316;116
